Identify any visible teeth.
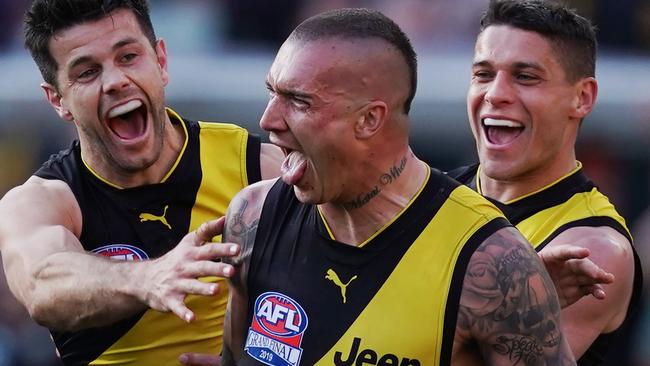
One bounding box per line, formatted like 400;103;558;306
482;118;522;128
108;100;142;118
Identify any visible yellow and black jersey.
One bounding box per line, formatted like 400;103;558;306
34;108;261;365
240;168;510;366
448;163;643;366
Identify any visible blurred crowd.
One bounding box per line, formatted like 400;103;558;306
0;1;648;365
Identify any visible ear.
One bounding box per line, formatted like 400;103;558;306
570;77;598;120
155;38;169;86
354;101;387;139
41;82;74;121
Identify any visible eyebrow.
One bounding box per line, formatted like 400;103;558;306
266;80;312;100
67;37;140;70
472;60;545;72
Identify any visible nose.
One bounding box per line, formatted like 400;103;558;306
484;72;515;106
102;65;131;94
259;95;286;132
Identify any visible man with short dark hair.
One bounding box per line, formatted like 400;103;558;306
450;0;643;363
0;0;281;364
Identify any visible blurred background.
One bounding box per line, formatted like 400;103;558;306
0;0;648;364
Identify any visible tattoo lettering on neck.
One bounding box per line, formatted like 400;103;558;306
341;155;410;210
493;335;543;365
380;156;408;185
343;186;381;210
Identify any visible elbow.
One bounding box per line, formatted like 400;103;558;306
27;292;85;331
25;290;59;328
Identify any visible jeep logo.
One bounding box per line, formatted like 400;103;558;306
334;337;421;366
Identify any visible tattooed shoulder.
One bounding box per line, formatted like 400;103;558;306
222;180;275;276
457;226;575;365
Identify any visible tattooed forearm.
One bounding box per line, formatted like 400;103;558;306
458;227;574;365
493;335;543;365
343;155;410;210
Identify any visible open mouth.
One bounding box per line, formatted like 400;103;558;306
106;100;147;140
280;148;308;186
482;118;524;145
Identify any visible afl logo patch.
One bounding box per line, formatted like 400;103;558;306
245;292;308;366
91;244;149;261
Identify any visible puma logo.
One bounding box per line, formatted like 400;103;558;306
139;205;171;230
325;268;357;304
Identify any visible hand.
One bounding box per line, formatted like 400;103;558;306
136;217;240;322
179;353;221;365
539;244;615;308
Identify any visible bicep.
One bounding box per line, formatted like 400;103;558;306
0;178;83;302
458;227;574;365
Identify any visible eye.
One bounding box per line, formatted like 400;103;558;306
77;68;98;81
120;53;137;63
291;97;310;109
472;69;494;81
515;73;540;84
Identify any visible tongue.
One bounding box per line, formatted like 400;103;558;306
281;151;308;185
487;126;523;145
109;110;145;140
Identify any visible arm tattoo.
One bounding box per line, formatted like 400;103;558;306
226;199;259;249
223;197;259;287
459;227;574;365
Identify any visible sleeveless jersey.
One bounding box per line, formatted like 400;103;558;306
240;168;510;366
34;108;261;365
448;163;643;366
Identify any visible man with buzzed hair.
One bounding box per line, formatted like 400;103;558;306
178;8;576;366
450;0;643;364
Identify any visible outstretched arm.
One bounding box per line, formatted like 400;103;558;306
0;176;237;331
455;226;576;365
179;179;276;366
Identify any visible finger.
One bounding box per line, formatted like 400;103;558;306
184;260;235;279
168;298;195;323
568;259;615;284
543;244;590;261
588;285;607;300
179;353;221;366
195;218;226;245
195;242;240;261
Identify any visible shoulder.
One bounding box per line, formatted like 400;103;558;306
227;178;278;218
0;176;82;239
549;226;634;270
2;176;76;207
546;226;635;298
260;143;283;180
